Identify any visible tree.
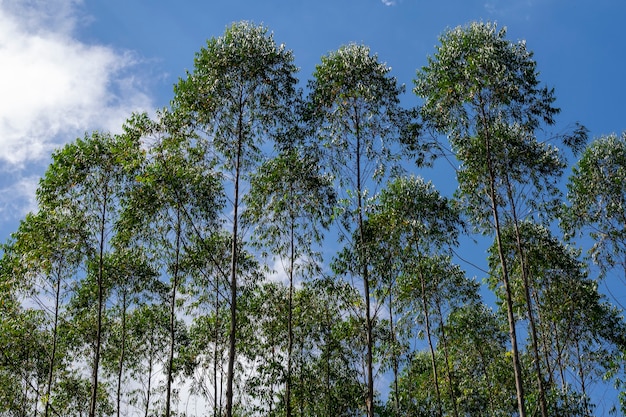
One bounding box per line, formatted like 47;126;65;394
243;146;335;417
495;221;626;415
174;21;299;417
4;209;84;417
368;175;471;417
306;42;413;417
444;303;516;416
564;132;626;278
36;129;144;417
118;110;224;417
100;248;157;417
289;278;365;417
414;21;585;417
0;243;50;416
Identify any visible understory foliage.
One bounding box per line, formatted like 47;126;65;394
1;21;625;417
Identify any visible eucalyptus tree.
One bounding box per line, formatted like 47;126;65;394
183;231;231;417
243;146;335;417
36;128;145;417
288;277;365;417
100;248;157;417
444;303;515;416
564;132;626;279
118;110;224;417
0;244;49;416
495;221;626;415
306;43;413;417
3;209;83;417
125;301;171;417
174;21;299;416
414;21;586;417
366;175;469;417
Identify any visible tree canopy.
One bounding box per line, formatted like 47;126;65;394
1;20;625;417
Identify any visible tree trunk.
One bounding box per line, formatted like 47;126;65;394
504;176;548;417
116;290;128;417
225;111;244;417
286;208;295;417
484;137;526;417
165;207;182;417
89;189;108;417
354;110;374;417
44;270;61;417
420;268;443;417
436;298;459;417
213;286;221;417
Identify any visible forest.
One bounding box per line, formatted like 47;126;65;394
1;20;625;417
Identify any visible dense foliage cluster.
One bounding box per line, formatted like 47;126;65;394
1;21;625;417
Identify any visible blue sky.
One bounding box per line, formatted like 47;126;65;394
1;0;625;224
0;0;625;410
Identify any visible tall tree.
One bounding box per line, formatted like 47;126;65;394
367;175;469;417
243;146;335;417
120;110;224;417
564;132;626;278
306;43;412;417
495;221;626;415
414;21;585;416
36;129;144;417
5;210;82;417
174;21;299;417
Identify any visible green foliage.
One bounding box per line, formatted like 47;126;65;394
564;132;626;274
1;19;625;417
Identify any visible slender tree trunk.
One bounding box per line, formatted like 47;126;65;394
144;340;154;417
389;292;399;414
44;271;61;417
575;339;591;416
165;207;182;417
353;110;375;417
419;268;443;417
116;290;128;417
286;208;295;417
89;189;108;417
325;313;331;417
436;299;459;417
485;149;526;417
504;176;548;417
225;110;244;417
213;286;221;417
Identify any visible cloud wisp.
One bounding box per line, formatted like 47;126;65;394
0;0;153;168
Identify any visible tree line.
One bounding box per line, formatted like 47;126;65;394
1;20;625;417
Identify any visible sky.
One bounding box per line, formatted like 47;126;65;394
1;0;625;411
1;0;625;226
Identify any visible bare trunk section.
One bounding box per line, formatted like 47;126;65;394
89;187;108;417
484;139;526;417
436;298;459;417
504;176;548;417
213;286;221;417
286;205;295;417
116;290;128;417
165;206;182;417
44;269;61;417
419;267;443;417
354;109;375;417
225;108;244;417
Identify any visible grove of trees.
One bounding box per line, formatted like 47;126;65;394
1;21;625;417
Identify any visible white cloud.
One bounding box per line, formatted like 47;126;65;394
0;0;153;168
0;174;39;220
381;0;396;5
484;0;535;18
